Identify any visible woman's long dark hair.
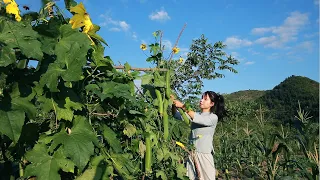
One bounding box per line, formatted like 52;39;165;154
203;91;227;120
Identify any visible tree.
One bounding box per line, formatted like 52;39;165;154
170;34;240;106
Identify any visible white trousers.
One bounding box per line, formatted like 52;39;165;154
186;152;216;180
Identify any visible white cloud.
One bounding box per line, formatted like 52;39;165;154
230;52;252;65
304;32;319;38
162;40;173;50
267;52;280;60
119;21;130;31
251;27;275;35
149;8;171;22
224;36;252;49
295;41;314;52
231;52;239;57
264;41;284;48
132;32;138;41
255;36;277;44
288;55;304;63
251;11;309;48
230;51;245;61
314;0;319;5
140;39;147;44
109;27;121;32
99;14;130;32
244;61;255;65
247;48;260;55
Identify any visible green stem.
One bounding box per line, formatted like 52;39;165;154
19;159;24;177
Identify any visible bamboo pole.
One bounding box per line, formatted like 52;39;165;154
114;65;167;72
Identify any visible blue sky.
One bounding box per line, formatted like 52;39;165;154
17;0;319;94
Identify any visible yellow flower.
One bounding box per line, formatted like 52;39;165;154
69;2;94;34
172;47;180;54
179;57;184;63
152;31;157;37
4;0;21;22
140;44;147;50
176;141;186;149
70;2;86;14
69;14;85;29
82;14;94;33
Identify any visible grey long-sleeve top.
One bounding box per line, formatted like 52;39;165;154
174;110;218;154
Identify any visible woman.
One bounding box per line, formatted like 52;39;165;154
172;91;226;180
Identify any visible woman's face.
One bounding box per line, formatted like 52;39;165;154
199;94;214;110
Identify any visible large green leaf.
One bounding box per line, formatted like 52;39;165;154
64;0;77;10
50;116;97;171
156;170;168;180
98;81;133;101
0;46;16;67
109;153;137;179
39;25;91;92
102;125;122;153
0;17;43;60
11;97;36;119
39;63;64;92
25;143;61;180
40;36;56;55
91;44;113;68
140;74;153;85
75;163;114;180
0;110;25;143
176;163;187;179
53;148;76;173
9;83;36;119
153;75;166;88
37;93;83;121
88;30;109;46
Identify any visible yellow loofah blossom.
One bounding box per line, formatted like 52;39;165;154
140;44;147;50
69;2;94;34
172;47;180;54
179;57;184;63
4;0;21;22
176;141;186;149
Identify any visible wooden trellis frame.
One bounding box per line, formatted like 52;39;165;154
113;65;167;72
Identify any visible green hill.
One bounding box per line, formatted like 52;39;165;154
223;75;319;122
258;75;319;122
224;90;266;102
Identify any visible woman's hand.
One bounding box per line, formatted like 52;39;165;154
173;99;184;108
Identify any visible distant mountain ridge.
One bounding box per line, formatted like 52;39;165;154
225;75;319;121
224;90;266;102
